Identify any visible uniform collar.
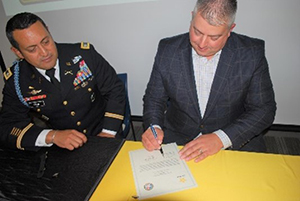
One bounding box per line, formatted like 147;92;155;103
35;59;60;81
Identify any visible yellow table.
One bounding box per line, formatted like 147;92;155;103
90;141;300;201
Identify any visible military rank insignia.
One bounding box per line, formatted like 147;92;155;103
4;67;12;80
81;42;90;50
73;60;93;87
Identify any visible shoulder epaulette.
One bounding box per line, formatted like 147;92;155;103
81;42;90;50
3;67;12;80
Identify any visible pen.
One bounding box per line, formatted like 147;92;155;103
150;124;164;156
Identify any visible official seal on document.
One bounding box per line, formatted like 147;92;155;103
144;183;154;191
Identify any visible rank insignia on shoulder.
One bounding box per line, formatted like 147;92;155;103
81;42;90;50
4;67;12;80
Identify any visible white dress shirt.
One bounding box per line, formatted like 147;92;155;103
192;48;232;149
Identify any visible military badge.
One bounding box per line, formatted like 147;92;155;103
24;94;47;108
81;42;90;49
72;55;82;64
24;94;46;102
28;100;45;108
64;70;73;75
81;81;88;88
4;67;12;80
28;86;42;95
73;60;93;87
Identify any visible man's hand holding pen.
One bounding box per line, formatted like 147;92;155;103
141;125;164;154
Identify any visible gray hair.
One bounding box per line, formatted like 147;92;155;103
192;0;237;27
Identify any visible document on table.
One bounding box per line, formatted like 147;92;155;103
129;143;197;199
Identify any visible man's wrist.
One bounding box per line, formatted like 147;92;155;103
51;130;57;144
214;130;232;149
46;130;56;144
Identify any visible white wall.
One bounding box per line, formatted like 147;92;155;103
0;0;299;125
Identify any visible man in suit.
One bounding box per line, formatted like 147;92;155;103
0;12;125;151
142;0;276;162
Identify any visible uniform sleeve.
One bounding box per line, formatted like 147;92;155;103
89;45;126;133
0;67;43;151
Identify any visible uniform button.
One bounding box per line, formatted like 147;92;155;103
77;121;81;126
63;101;68;106
200;125;204;128
70;111;76;116
37;108;41;112
88;88;92;92
83;129;87;134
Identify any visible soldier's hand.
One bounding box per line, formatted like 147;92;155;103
46;129;87;151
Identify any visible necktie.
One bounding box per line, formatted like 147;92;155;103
46;68;60;90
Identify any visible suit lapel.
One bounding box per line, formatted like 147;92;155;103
180;40;202;119
202;43;235;121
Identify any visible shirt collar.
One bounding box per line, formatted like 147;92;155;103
36;59;59;75
192;48;222;60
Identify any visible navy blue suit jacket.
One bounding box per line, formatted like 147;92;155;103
143;32;276;151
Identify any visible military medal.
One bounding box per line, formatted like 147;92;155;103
24;94;46;102
24;94;47;108
73;60;92;87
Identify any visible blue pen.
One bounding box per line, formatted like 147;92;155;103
150;124;164;156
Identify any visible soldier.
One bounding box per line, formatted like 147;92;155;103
0;12;126;151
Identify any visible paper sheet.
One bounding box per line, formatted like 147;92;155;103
129;143;197;199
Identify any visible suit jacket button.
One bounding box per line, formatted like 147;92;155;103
77;121;81;126
83;129;87;134
63;101;68;106
71;111;76;116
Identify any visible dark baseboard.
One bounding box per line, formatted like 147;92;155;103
131;115;143;122
269;124;300;132
131;115;300;132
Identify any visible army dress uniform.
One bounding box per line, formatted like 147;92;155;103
0;42;125;151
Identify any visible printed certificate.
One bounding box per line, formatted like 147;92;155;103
129;143;197;199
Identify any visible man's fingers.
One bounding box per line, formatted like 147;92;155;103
179;141;199;160
142;129;162;151
142;133;157;151
194;152;208;163
54;129;87;150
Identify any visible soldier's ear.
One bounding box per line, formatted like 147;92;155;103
11;46;24;59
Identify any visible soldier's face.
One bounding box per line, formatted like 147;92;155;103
11;21;58;70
